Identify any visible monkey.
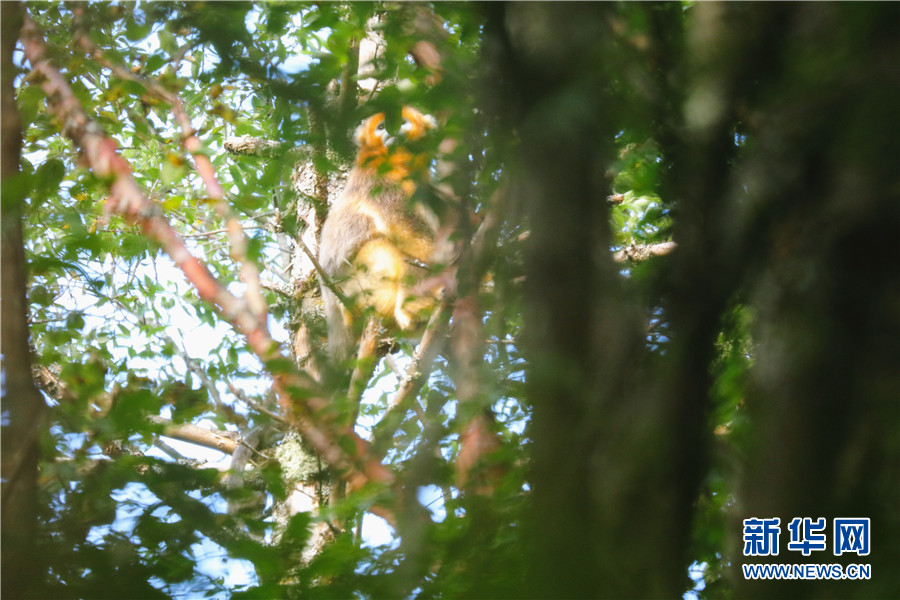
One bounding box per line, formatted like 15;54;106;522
318;107;443;360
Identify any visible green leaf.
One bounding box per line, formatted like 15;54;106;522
145;54;167;73
32;159;67;206
161;160;187;186
158;29;179;56
124;20;153;43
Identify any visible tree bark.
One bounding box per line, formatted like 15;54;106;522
1;3;46;597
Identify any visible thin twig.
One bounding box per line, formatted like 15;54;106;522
20;12;396;498
71;7;268;324
229;384;291;426
370;297;450;460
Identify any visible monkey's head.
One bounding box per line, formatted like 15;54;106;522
354;107;437;185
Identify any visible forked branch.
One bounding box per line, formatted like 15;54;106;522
19;12;395;505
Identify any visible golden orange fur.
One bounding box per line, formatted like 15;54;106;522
319;107;440;358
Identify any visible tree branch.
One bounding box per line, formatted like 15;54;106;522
370;297;450;460
147;416;239;454
20;12;395;500
224;135;291;157
71;4;267;324
612;241;677;263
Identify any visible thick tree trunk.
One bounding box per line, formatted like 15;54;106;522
2;3;46;597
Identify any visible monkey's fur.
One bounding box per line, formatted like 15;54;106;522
319;107;441;359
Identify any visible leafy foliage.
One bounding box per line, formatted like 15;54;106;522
3;2;897;599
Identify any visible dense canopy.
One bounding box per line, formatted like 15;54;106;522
2;2;898;599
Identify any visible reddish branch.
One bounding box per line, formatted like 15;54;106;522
406;6;446;85
400;6;510;490
450;295;502;491
69;4;267;324
445;186;510;492
447;191;513;492
19;14;393;499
